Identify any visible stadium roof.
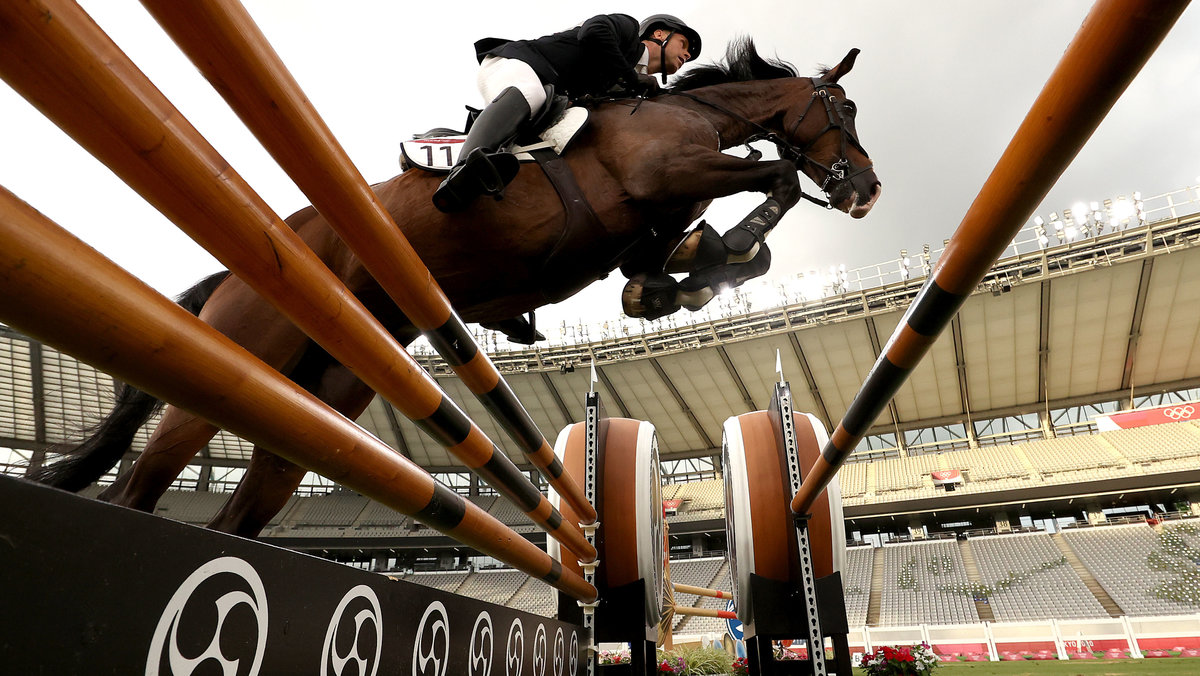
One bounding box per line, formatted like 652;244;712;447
2;189;1199;474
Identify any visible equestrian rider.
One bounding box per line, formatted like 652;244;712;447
432;14;702;213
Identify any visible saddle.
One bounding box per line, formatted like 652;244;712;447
401;95;624;346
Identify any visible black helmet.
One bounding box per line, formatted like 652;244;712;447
638;14;701;60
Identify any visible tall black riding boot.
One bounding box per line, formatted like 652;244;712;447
432;86;531;213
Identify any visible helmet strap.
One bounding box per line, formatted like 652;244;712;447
657;30;676;84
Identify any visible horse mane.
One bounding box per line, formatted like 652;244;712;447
670;37;800;91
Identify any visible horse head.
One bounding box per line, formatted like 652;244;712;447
782;49;881;218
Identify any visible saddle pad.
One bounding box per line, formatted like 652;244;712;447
400;107;588;173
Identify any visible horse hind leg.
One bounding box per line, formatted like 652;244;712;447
206;351;380;537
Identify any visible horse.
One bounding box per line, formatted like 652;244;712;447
29;39;880;537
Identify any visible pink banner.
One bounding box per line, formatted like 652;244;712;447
1095;402;1200;431
931;469;963;485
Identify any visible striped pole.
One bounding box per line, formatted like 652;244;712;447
792;0;1190;515
0;0;595;563
0;185;596;602
138;0;595;525
671;606;737;620
672;583;732;600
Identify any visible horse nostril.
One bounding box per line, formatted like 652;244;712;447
869;182;881;199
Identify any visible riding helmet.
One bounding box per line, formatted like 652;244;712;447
638;14;702;59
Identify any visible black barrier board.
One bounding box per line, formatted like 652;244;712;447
0;475;585;675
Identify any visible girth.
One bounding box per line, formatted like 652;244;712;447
528;147;623;304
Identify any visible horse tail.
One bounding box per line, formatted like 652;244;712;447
27;271;231;491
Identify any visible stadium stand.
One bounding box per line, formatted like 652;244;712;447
837;461;867;499
878;539;979;626
842;545;874;627
970;532;1108;620
1101;422;1200;471
507;576;557;616
1061;522;1200;616
404;571;469;594
453;569;528;606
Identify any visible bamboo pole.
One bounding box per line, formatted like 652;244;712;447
0;0;595;562
792;0;1190;515
139;0;595;524
0;185;596;602
672;583;732;600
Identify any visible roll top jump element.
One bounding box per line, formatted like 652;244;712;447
722;382;852;676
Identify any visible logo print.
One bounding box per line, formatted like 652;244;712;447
146;556;267;676
1165;405;1195;420
553;628;565;676
505;619;524;676
533;625;547;676
469;611;494;676
412;601;450;676
569;632;578;676
321;584;382;676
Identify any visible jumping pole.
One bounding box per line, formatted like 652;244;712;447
137;0;595;525
0;185;597;603
0;0;596;561
792;0;1190;515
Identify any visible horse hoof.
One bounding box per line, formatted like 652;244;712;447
622;273;680;320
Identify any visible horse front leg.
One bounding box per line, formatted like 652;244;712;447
622;152;803;319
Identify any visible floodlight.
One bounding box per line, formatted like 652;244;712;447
1034;215;1044;227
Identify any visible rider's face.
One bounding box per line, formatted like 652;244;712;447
660;33;692;74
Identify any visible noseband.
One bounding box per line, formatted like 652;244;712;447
667;78;874;208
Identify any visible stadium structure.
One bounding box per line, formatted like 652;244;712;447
4;182;1200;660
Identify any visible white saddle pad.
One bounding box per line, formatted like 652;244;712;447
400;107;589;173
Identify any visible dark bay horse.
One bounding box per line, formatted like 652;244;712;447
31;40;880;536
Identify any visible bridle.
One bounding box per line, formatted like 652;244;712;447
666;78;874;208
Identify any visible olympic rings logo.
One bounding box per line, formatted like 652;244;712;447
1163;405;1195;420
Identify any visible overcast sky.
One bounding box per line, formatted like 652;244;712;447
2;1;1197;332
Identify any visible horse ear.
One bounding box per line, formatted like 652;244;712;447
824;48;860;83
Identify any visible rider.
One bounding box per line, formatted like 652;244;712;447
432;14;702;213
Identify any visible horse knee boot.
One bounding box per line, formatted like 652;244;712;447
723;197;782;256
433;86;530;213
622;272;682;320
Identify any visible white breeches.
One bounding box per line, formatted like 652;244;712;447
478;55;547;119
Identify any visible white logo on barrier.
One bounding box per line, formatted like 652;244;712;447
1164;405;1195;420
146;556;268;676
569;632;578;676
321;584;382;676
505;618;524;676
469;611;494;676
413;601;450;676
553;627;565;676
533;625;547;676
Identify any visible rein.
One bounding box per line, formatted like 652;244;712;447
665;80;873;209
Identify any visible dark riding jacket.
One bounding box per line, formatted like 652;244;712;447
474;14;645;98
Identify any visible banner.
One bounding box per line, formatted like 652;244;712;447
663;498;682;514
931;469;963;485
1095;402;1200;431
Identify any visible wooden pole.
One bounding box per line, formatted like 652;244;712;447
792;0;1190;515
0;0;595;562
138;0;595;524
0;185;596;602
672;583;732;600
